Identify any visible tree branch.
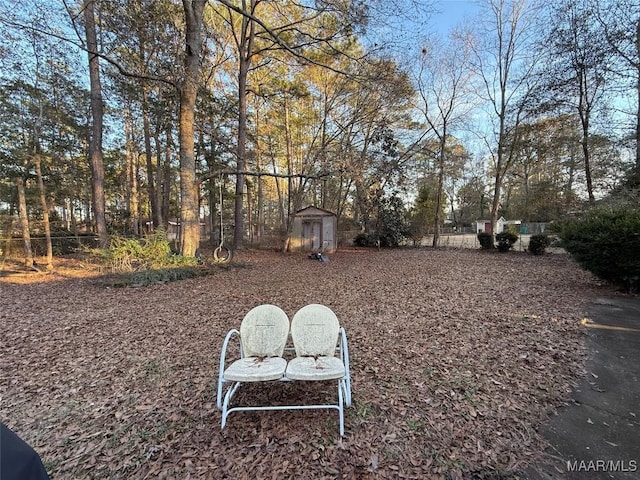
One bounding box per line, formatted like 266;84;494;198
199;167;344;184
212;0;365;79
1;13;178;88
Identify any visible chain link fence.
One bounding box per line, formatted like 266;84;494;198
1;235;99;258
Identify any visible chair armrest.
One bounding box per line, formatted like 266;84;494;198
217;328;240;410
339;327;351;405
339;327;349;370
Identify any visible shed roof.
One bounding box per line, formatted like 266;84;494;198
475;217;521;224
294;206;337;217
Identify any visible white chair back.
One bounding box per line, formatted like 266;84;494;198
291;304;339;357
239;304;290;357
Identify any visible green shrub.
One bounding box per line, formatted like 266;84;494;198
100;229;198;272
105;236;146;271
353;232;379;248
558;205;640;292
352;195;410;248
528;234;551;256
141;228;172;266
495;231;519;252
477;232;493;250
377;195;411;247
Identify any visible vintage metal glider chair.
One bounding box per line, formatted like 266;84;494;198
216;303;352;436
216;304;290;429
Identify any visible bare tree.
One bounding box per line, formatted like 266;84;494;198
545;0;612;205
415;35;474;247
467;0;541;243
597;0;640;187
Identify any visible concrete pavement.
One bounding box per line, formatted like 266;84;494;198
523;296;640;479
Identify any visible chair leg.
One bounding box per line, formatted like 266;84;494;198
341;378;352;407
337;381;344;437
220;379;349;435
221;381;241;429
216;373;225;411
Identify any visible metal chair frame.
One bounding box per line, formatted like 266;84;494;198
216;307;352;436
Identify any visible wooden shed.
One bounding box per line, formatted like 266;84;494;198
289;206;337;253
475;217;521;234
476;217;505;234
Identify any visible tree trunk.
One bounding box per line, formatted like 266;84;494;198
489;141;504;247
210;175;219;245
432;134;446;248
163;124;173;230
2;215;14;258
582;136;595;204
17;177;34;268
579;98;595;205
233;10;255;250
246;178;253;243
272;155;286;229
34;154;53;270
124;103;140;235
142;85;158;228
283;95;295;251
178;0;205;257
489;102;510;247
490;172;502;241
320;96;329;210
84;0;109;248
131;156;140;236
153;128;164;228
255;105;264;243
234;51;247;248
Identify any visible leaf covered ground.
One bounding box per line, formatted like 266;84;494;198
1;248;609;479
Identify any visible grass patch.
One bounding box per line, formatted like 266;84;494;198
406;419;423;432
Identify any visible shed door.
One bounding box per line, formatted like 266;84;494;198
322;217;334;250
303;221;322;250
484;222;491;233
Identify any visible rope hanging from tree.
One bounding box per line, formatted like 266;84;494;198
213;174;233;263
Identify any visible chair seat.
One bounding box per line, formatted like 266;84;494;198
286;356;345;381
223;356;287;382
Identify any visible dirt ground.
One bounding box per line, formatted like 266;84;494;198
0;248;613;479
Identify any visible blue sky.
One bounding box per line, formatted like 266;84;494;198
363;0;482;57
430;0;480;35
